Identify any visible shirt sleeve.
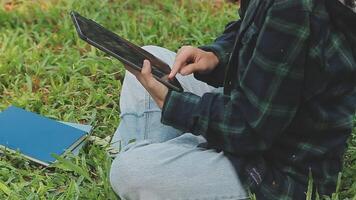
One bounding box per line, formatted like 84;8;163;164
162;6;310;156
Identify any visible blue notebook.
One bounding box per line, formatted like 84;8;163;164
60;121;92;156
0;106;90;166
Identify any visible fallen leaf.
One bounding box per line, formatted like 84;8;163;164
4;1;15;12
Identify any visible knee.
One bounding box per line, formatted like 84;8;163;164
122;69;138;85
141;45;161;52
110;153;136;196
109;150;150;196
109;155;125;195
141;45;175;68
120;70;148;114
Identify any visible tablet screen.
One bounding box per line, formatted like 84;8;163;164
73;12;172;77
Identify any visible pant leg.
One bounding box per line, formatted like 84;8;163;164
110;45;216;151
110;133;248;200
110;46;246;199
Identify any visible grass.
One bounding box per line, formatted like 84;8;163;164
0;0;354;199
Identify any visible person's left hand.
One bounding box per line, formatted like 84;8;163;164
126;60;169;109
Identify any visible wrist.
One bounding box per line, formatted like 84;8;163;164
150;86;169;109
161;89;172;111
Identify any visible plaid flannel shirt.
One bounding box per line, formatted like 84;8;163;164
161;0;356;199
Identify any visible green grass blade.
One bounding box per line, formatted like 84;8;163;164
0;180;12;196
52;154;93;183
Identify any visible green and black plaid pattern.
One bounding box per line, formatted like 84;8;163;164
162;0;356;199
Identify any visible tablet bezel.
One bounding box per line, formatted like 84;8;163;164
70;11;183;92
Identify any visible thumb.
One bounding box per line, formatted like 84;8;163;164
141;60;152;77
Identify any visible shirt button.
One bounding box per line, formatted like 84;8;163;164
291;154;296;160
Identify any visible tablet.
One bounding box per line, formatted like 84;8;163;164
70;11;183;92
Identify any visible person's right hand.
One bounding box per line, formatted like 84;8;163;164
168;46;219;79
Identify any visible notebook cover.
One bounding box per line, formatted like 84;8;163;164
0;106;88;165
60;121;92;156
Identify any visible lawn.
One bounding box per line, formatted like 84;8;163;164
0;0;354;199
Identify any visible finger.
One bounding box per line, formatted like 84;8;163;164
169;64;181;79
170;48;194;79
180;63;199;76
142;60;162;89
176;47;184;55
176;45;188;55
141;60;152;79
170;55;186;79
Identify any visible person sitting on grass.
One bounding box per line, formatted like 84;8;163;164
109;0;356;199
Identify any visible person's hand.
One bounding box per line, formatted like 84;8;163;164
169;46;219;79
127;60;168;109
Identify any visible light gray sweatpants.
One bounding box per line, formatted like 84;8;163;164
110;46;247;200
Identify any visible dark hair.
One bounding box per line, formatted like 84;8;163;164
345;0;356;7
